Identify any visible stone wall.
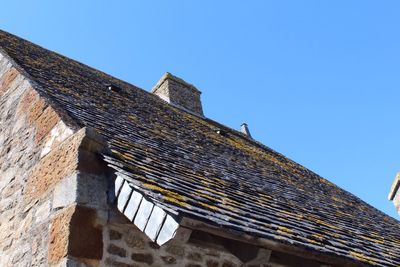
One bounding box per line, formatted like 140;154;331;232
0;53;63;266
0;52;107;267
101;220;242;267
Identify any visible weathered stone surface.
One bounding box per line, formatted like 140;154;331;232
107;244;126;258
52;173;78;210
58;257;101;267
109;229;123;241
41;120;73;157
165;244;185;257
152;72;204;116
221;261;238;267
76;173;108;210
35;199;51;223
187;252;202;262
148;241;160;249
52;171;108;212
131;253;153;265
16;86;63;144
49;206;75;264
0;71;108;266
69;206;103;260
34;105;62;143
26;129;84;199
123;230;145;249
0;67;18;96
206;260;219;267
30;223;49;266
161;255;177;264
0;57;54;266
49;205;104;265
104;258;139;267
100;221;245;267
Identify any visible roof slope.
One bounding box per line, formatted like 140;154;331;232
1;30;399;266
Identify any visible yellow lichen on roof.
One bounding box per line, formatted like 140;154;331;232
198;201;219;211
311;233;325;241
277;210;303;220
314;219;339;230
277;226;294;235
360;235;384;244
142;183;188;207
349;251;377;265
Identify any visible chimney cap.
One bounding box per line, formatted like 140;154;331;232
152;72;201;95
152;72;204;116
240;123;252;138
388;172;400;200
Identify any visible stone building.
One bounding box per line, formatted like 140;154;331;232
0;29;399;267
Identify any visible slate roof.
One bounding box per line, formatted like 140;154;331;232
1;29;400;266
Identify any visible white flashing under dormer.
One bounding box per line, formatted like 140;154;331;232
114;175;183;246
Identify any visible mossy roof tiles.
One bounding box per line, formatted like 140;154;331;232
1;29;399;266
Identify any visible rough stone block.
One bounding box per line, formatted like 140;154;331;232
131;253;153;265
53;172;108;211
109;229;123;241
34;105;61;143
206;260;219;267
52;173;78;210
41;120;74;157
69;206;103;260
0;67;18;96
35;199;51;224
49;206;75;264
107;244;126;258
104;258;139;267
165;244;185;257
123;229;146;249
26;129;85;199
222;261;238;267
187;252;203;262
161;255;177;264
49;205;103;264
76;173;108;210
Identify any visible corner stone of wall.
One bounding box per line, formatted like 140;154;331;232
49;205;104;266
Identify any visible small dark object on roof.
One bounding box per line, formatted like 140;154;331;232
107;84;122;93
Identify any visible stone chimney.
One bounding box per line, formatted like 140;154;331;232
388;172;400;214
152;72;204;116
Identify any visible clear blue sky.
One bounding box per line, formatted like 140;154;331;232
2;1;400;218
